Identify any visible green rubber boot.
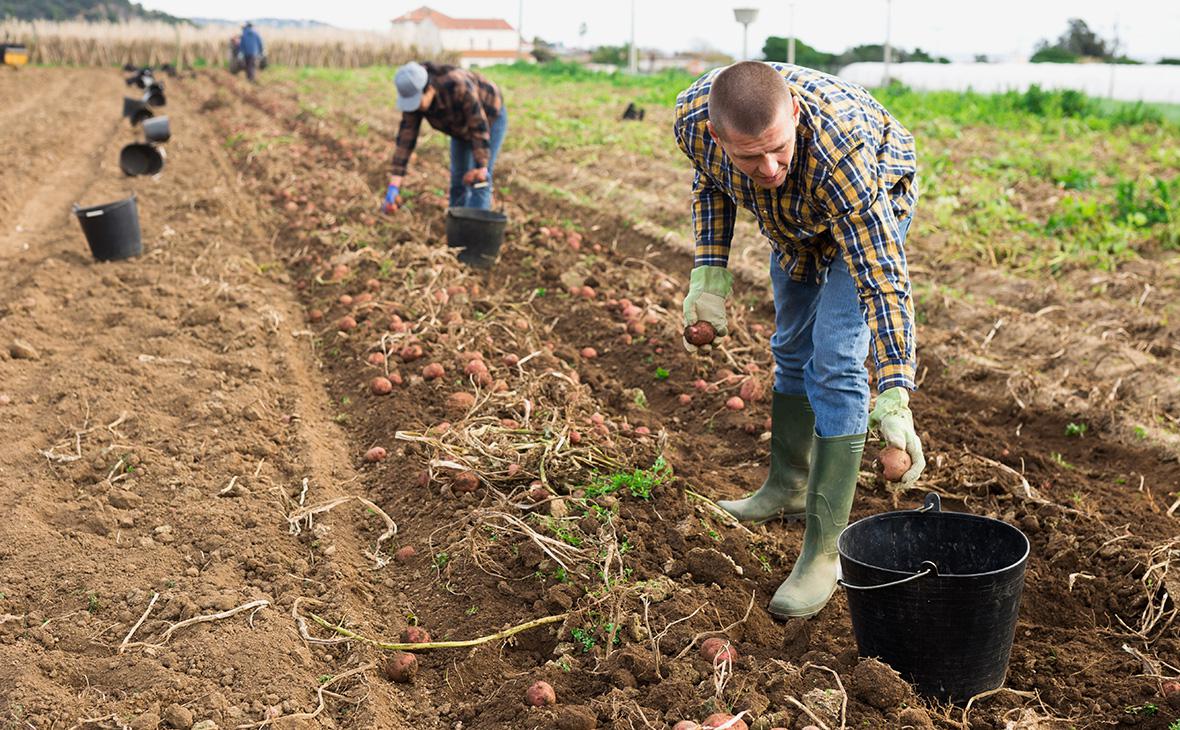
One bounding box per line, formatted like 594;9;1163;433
718;393;814;523
768;431;866;619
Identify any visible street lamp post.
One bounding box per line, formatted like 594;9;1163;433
733;7;759;62
629;0;638;74
883;0;893;86
788;3;796;64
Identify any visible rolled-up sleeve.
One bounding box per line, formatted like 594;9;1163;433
674;114;736;268
818;143;916;392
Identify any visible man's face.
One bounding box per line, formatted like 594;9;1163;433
708;95;799;189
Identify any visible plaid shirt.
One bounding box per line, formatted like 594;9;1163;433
674;63;919;392
391;66;503;177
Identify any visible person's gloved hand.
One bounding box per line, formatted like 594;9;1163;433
681;265;733;353
462;167;489;186
380;183;401;214
869;386;926;484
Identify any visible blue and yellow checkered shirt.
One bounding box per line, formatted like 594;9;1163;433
674;63;918;392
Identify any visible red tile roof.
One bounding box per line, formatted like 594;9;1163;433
393;6;514;31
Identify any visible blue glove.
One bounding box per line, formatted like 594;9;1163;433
381;183;401;214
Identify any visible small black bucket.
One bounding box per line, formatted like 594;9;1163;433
838;493;1029;703
143;116;171;143
123;96;153;124
119;143;165;176
445;207;507;269
73;194;142;261
143;85;166;107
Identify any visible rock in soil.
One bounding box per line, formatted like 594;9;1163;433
10;339;39;360
897;707;934;729
162;703;194;729
848;657;912;710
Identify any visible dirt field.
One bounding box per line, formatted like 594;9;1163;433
0;67;1177;730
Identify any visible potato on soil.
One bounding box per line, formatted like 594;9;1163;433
400;626;431;643
422;362;445;380
684;321;716;347
452;471;480;493
370;377;393;395
880;446;912;481
699;637;738;664
366;352;386;366
394;545;416;562
725;396;745;411
580;347;597;359
337;315;357;331
672;723;700;730
446;391;476;413
381;652;418;683
400;344;424;362
525;680;556;707
364;446;387;463
702;714;746;730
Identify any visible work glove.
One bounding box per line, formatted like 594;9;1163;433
380;183;401;214
869;386;926;485
462;167;489;186
681;265;732;353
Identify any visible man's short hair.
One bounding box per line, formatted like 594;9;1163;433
709;61;791;138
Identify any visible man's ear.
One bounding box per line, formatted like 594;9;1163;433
706;120;720;145
791;93;801;123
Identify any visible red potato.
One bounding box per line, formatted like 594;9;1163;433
366;278;381;291
430;421;452;434
567;232;582;251
464;359;490;376
367;352;386;366
700;637;739;664
621;304;643;320
692;379;710;392
702;714;747;730
453;471;480;493
337;315;357;331
371;377;393;395
331;264;349;280
308;309;323;322
739;377;765;403
388;371;404;386
1161;680;1180;697
506;463;521;477
678;393;693;405
355;292;373;304
579;286;596;299
684;321;716;347
726;396;746;411
432;289;449;305
590;413;605;426
580;347;598;359
634;426;651;436
382;652;418;683
394;545;416;562
415;470;430;488
880;446;912;481
284;200;298;212
400;344;424;362
502;353;520;367
400;626;431;644
527;486;549;503
364;446;387;463
525;680;556;707
446;391;476;413
501;418;521;429
338;294;353;306
422;362;445;380
569;430;582;445
627;320;646;336
672;723;700;730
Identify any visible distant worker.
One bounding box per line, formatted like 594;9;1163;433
381;61;507;214
674;62;925;619
238;22;264;83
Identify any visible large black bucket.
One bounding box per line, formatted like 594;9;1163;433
445;207;507;269
119;143;165;176
837;493;1029;703
143;85;166;108
73;195;142;261
143;116;171;143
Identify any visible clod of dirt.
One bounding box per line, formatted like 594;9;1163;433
848;657;912;710
525;680;556;707
680;547;741;585
108;489;143;510
394;545;416;562
781;619;811;657
400;626;431;644
10;339;40;360
162;703;193;729
897;707;934;729
555;705;597;730
452;471;480;493
381;652;418;683
129;707;161;730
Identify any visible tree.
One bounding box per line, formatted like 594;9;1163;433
762;36;835;69
1160;58;1180;66
590;44;629;66
1031;18;1116;63
974;54;990;63
1031;44;1080;64
531;36;557;64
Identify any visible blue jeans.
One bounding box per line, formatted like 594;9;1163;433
769;215;912;438
450;109;507;209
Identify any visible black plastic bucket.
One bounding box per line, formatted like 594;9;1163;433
837;493;1029;703
73;195;142;261
143;116;171;143
143;85;166;107
119;143;165;176
445;207;507;269
123;96;151;123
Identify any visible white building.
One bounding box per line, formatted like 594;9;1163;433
391;6;529;69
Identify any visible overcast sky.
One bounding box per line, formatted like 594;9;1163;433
141;1;1179;61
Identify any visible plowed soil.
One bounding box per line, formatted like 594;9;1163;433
0;68;1176;730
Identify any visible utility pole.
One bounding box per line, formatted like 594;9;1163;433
883;0;893;86
788;3;796;64
517;0;523;60
628;0;638;74
733;8;759;62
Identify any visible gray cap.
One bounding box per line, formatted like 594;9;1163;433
394;62;428;112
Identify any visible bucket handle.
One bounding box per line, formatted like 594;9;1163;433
838;560;940;592
918;492;941;513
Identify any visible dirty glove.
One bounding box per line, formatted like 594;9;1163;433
869;386;926;485
462;167;488;186
380;183;401;214
681;265;732;353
